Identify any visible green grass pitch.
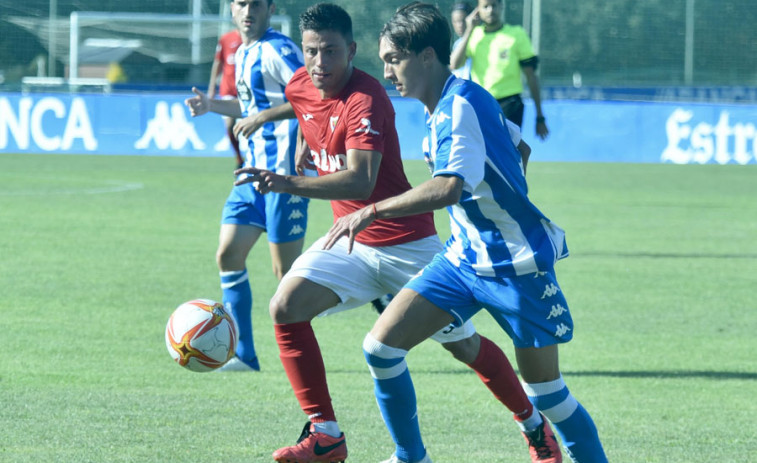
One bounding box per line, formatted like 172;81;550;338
1;153;755;462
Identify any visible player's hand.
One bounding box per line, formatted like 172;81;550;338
536;119;549;140
465;7;481;31
234;167;288;194
233;114;262;139
184;87;209;117
322;206;375;254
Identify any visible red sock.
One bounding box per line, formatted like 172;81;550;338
275;322;336;423
468;335;534;421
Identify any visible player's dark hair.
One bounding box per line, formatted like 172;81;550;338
299;3;354;43
451;1;473;14
380;2;451;66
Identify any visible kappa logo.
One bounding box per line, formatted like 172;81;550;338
135;101;206;150
540;283;561;299
547;303;568;319
287;196;304;204
280;46;294;57
288;209;304;220
554;323;571;338
355;118;379;135
435;111;451;125
303;113;314;121
289;224;305;235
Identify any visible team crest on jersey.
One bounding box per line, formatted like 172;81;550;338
499;49;509;60
236;78;252;103
330;116;339;132
355;118;379;135
280;46;293;56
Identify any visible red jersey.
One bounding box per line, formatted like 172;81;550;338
285;67;436;247
215;30;243;97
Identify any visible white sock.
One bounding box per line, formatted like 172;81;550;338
312;420;341;438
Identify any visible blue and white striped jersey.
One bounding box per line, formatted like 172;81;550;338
235;28;303;175
425;75;569;277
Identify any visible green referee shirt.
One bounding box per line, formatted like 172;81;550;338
466;24;536;99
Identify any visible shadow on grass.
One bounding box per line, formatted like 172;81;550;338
398;369;757;380
563;370;757;380
579;251;757;259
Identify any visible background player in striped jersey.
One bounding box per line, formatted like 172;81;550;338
324;3;608;462
235;3;557;462
184;0;308;372
207;28;244;168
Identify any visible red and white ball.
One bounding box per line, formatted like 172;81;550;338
165;299;238;372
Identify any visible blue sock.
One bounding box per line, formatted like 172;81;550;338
363;333;426;463
220;269;257;368
523;376;607;463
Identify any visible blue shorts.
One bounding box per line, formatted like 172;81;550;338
221;182;308;244
405;254;573;348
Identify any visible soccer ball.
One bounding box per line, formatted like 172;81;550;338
165;299;238;372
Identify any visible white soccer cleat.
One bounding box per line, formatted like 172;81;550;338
216;356;259;372
380;453;432;463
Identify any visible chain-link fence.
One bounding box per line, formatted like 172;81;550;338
1;0;754;91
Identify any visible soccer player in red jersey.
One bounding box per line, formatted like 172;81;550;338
236;4;556;462
208;28;244;168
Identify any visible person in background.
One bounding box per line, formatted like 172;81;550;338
184;0;308;372
208;28;244;168
450;1;473;79
450;0;549;140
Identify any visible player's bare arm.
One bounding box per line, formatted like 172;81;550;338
294;126;314;175
233;102;296;139
184;87;243;118
450;8;479;69
323;174;463;253
235;148;381;199
521;66;549;140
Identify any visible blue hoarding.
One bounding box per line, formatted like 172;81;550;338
1;92;755;165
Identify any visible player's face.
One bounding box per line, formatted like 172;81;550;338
231;0;274;41
302;29;356;98
379;37;426;101
451;10;467;37
477;0;503;27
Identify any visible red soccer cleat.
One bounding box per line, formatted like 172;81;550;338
521;414;562;463
272;421;348;463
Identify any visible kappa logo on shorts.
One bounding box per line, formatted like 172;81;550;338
554;323;571;338
540;283;561;299
547;303;568;319
287;196;304;204
288;209;304;220
289;224;304;235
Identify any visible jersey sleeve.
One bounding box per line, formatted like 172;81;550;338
513;26;536;62
432;94;485;192
343;91;387;154
263;38;305;87
506;119;521;146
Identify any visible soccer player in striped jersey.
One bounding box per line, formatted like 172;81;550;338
324;3;609;462
184;0;308;372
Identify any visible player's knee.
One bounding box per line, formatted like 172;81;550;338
268;289;306;324
442;333;480;364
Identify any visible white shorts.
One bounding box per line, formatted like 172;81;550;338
282;235;476;343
